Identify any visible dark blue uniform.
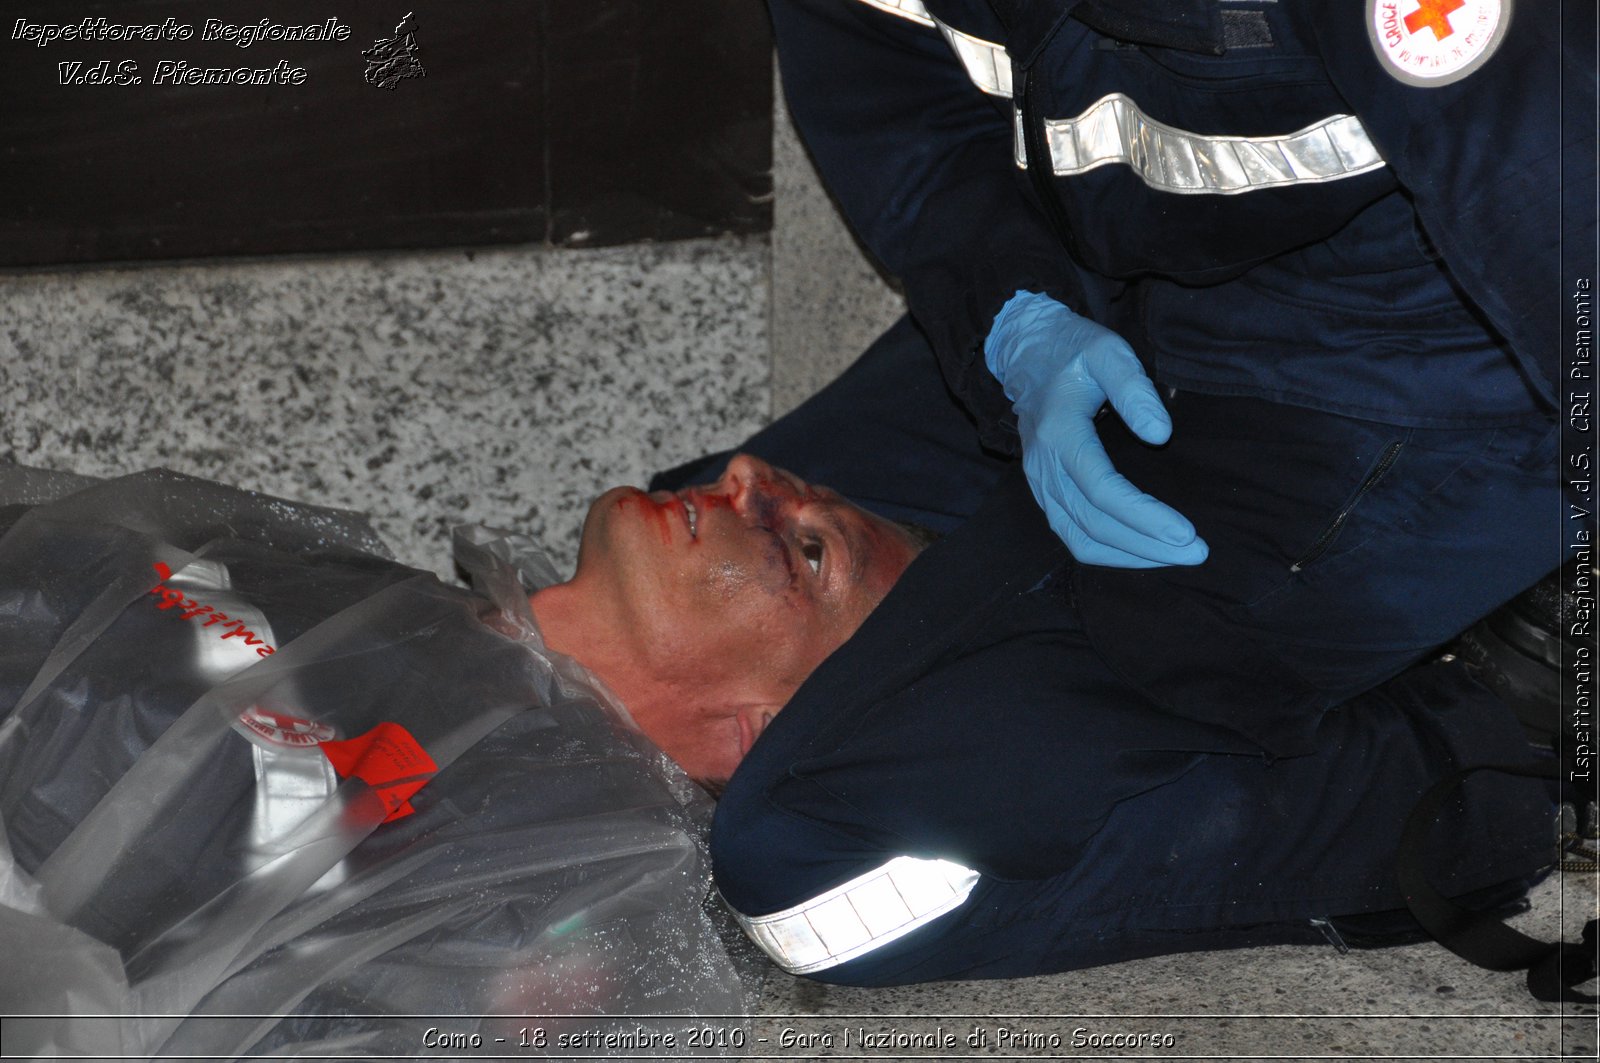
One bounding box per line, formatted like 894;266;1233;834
692;0;1592;984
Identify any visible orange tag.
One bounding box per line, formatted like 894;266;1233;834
319;722;438;823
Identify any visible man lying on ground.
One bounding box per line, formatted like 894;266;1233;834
0;456;922;1058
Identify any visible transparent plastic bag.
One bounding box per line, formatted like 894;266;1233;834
0;468;751;1060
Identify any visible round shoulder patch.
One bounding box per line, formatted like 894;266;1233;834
1367;0;1512;87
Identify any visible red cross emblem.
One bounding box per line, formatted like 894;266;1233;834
1369;0;1509;87
1404;0;1465;40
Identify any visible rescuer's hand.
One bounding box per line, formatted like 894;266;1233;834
985;291;1209;568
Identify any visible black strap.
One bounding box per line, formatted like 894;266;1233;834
1398;762;1597;1003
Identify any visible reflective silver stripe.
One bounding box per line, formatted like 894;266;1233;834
850;0;1385;194
251;745;337;849
857;0;934;28
937;22;1012;97
728;856;980;974
855;0;1014;98
1015;93;1385;195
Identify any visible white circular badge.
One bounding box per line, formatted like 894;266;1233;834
1368;0;1511;87
238;706;336;748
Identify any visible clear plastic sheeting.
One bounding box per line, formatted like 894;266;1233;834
0;467;753;1060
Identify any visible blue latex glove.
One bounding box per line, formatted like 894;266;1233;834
985;291;1208;568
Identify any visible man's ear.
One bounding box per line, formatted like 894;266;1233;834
734;703;782;759
689;701;782;797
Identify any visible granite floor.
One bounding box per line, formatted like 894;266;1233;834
1;238;770;581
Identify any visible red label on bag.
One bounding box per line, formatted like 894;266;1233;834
318;722;438;823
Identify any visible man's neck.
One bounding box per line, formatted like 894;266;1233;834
529;580;621;675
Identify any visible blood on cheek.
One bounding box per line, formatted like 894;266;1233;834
614;493;676;546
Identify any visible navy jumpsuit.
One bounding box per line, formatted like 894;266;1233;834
675;0;1594;984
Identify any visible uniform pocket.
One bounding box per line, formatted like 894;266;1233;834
1289;439;1405;574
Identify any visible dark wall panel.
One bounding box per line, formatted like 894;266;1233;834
0;1;772;267
544;1;774;244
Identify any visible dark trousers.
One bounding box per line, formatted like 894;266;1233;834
662;316;1561;984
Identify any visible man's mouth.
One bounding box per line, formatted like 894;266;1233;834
683;497;698;538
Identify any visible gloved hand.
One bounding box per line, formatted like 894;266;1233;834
985;291;1208;568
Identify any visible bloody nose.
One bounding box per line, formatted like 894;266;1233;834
722;454;800;513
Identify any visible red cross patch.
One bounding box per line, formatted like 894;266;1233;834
1404;0;1464;40
1367;0;1511;86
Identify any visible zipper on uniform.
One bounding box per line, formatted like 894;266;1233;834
1019;66;1080;259
1289;440;1405;573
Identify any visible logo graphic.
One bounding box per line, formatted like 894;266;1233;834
363;11;425;90
1367;0;1510;86
239;707;337;748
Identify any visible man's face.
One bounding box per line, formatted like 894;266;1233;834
567;454;922;783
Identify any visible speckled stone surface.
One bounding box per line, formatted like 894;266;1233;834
0;239;768;578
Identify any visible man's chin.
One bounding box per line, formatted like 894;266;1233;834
590;484;648;517
573;486;648;564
